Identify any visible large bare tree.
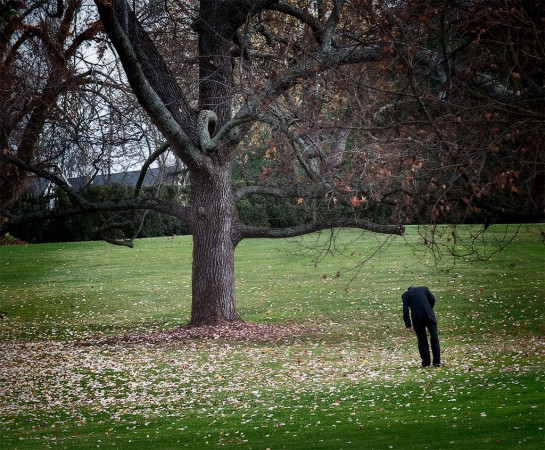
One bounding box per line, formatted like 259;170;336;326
1;0;542;325
91;0;407;325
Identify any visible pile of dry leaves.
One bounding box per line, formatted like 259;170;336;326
93;322;315;346
0;235;28;246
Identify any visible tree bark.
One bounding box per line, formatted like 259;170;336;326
197;1;234;126
190;164;242;325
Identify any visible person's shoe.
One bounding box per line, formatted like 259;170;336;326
432;363;442;367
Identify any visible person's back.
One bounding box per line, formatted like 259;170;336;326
402;286;436;328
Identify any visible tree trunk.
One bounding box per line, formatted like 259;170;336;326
189;0;245;325
197;0;235;127
190;163;242;325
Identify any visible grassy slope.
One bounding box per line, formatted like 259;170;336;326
0;225;544;449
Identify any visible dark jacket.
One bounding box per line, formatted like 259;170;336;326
402;286;437;328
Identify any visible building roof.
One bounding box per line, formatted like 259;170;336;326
69;166;184;190
24;165;186;195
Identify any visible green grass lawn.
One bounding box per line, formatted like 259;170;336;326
1;225;544;449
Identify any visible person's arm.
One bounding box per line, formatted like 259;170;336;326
402;295;412;329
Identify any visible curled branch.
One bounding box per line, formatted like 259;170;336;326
198;109;218;152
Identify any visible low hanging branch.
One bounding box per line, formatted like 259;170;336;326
0;152;192;237
0;153;91;210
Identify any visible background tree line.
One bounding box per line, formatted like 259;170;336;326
12;182;191;242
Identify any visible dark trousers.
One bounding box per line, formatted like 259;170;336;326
414;319;441;367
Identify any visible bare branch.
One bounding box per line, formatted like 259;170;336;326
234;185;289;202
134;142;170;197
235;218;404;242
94;0;201;167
